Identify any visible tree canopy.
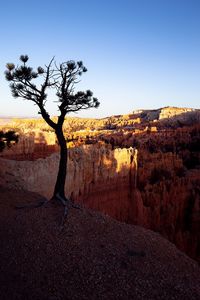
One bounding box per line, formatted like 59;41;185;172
5;55;99;129
5;55;100;204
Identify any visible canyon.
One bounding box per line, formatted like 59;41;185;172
0;107;199;262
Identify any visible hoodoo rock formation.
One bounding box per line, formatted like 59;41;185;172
0;107;199;263
1;143;199;262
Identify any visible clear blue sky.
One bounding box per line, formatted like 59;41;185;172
0;0;200;118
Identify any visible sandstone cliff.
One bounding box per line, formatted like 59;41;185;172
0;107;199;262
0;138;199;262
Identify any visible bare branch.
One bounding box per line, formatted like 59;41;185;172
5;55;99;130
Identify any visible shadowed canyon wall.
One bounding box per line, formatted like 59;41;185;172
0;138;199;262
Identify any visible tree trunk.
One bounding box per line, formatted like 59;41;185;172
54;127;67;199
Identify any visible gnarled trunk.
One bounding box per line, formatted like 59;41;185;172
54;127;67;199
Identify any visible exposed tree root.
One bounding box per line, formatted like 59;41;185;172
15;193;82;228
54;193;82;229
15;198;48;209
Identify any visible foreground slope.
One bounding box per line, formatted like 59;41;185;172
0;187;200;300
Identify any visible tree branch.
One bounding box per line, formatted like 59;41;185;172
38;105;57;129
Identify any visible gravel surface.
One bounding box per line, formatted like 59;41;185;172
0;186;200;300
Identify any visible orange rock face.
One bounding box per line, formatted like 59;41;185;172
0;108;199;262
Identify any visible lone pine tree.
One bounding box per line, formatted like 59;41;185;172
5;55;99;206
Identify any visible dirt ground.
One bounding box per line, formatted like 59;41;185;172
0;186;200;300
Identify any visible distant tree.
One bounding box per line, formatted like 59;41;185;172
0;130;18;152
5;55;99;207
